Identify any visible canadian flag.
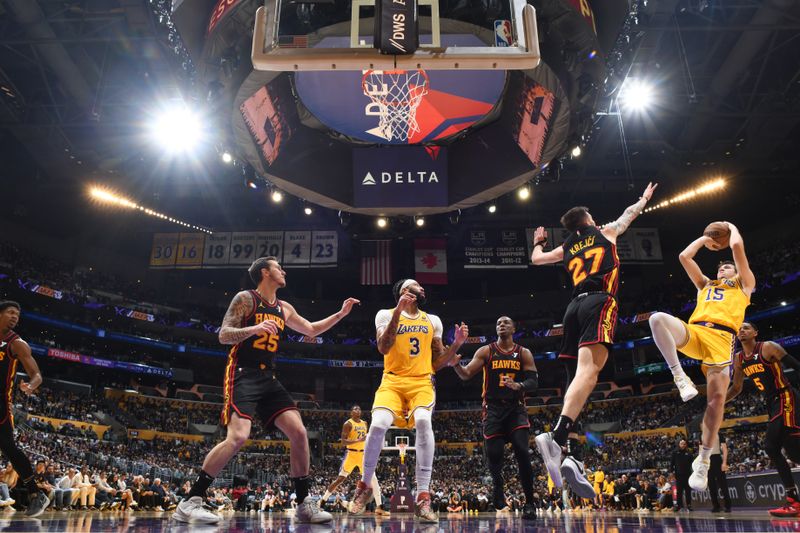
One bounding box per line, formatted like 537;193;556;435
415;239;447;285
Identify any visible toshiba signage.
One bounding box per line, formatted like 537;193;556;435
353;146;448;208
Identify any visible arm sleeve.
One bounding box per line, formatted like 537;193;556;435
375;309;393;332
428;314;443;338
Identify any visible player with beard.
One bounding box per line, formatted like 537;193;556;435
451;316;538;519
0;301;49;517
173;257;360;524
349;279;468;523
727;322;800;516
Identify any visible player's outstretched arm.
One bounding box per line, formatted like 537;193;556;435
451;345;489;381
678;236;713;291
13;339;42;395
602;182;657;241
283;298;360;337
726;222;755;294
724;356;745;403
432;321;469;371
530;227;564;265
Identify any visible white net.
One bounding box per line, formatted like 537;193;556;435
362;69;429;142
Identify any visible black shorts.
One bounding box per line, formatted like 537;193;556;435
559;292;618;359
482;401;530;440
769;389;800;430
221;367;297;427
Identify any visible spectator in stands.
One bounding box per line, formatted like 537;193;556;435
94;472;116;510
33;461;55;505
656;475;672;510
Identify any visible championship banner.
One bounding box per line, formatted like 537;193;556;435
415;239;447;284
463;229;528;269
525;227;663;264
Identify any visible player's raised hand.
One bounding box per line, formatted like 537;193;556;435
256;319;280;335
641;182;658;201
449;353;463;367
701;235;722;251
533;227;548;244
396;292;416;313
339;297;361;316
19;381;36;395
453;322;469;345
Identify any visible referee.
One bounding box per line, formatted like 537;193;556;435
708;432;731;512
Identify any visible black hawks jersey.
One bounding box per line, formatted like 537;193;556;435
0;331;20;424
482;343;525;403
229;290;286;371
562;225;620;297
738;342;790;397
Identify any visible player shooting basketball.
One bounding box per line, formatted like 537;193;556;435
648;222;754;491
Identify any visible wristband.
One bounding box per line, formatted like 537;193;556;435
533;240;547;248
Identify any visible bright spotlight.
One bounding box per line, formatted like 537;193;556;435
488;204;497;213
222;152;233;163
415;217;425;227
781;301;788;307
571;146;582;158
377;217;388;228
517;186;530;201
618;78;655;111
150;106;203;153
304;206;313;215
271;190;284;203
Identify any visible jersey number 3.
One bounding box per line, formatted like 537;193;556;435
409;337;420;357
568;248;606;286
253;333;279;352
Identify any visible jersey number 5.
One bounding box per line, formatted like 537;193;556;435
752;376;765;391
253;333;279;352
568;248;606;286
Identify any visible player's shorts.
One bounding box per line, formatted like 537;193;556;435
221;366;297;427
559;292;618;359
677;321;737;367
339;449;364;476
768;388;800;429
372;372;435;429
482;400;530;440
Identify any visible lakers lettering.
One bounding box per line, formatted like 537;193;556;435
397;324;429;335
491;359;521;371
569;235;596;256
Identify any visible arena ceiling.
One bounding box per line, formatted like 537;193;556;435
0;0;799;235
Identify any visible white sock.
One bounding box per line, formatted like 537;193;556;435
649;313;683;375
413;409;435;494
699;446;712;462
322;490;331;501
361;409;394;483
370;474;382;506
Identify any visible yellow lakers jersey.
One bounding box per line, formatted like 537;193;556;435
346;418;367;451
689;276;750;331
594;470;605;486
384;311;435;377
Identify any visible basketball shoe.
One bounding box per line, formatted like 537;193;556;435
535;432;563;487
295;498;332;523
770;498;800;517
414;492;437;523
674;373;698;402
172;496;221;524
348;480;373;515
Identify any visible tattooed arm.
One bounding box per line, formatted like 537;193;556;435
218;290;278;345
601;182;657;243
376;292;416;355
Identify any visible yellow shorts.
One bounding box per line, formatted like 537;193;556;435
339;450;364;476
678;322;737;367
372;373;435;429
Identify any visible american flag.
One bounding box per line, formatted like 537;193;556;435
278;35;309;48
360;240;392;285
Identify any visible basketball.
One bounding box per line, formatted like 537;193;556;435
704;222;731;249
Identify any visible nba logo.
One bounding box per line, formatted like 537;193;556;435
494;20;512;47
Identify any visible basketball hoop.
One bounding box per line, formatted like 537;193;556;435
397;442;408;465
362;69;429;142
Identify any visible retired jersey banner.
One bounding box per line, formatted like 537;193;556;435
415;239;447;284
463;229;528;269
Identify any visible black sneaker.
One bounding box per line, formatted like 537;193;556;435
522;504;537;520
25;493;50;517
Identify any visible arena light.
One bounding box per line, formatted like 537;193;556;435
571;146;582;158
89;186;212;234
149;105;203;153
304;206;313;216
618;78;655;112
642;178;726;214
376;217;388;229
415;216;425;227
517;186;531;201
221;151;233;164
271;190;284;203
488;204;497;213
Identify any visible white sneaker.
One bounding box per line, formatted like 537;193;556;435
295;499;332;524
172;496;221;524
535;432;563;488
689;457;710;491
674;373;698;402
561;456;596;499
